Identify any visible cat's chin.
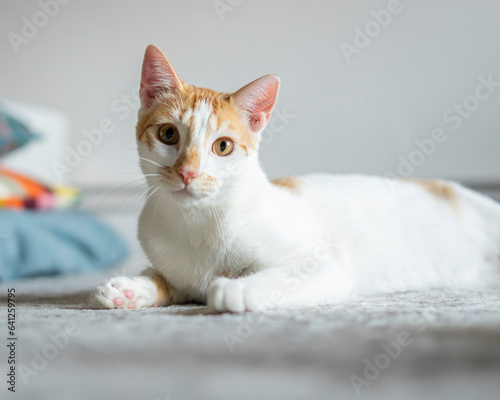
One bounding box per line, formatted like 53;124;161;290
167;187;216;205
172;188;193;197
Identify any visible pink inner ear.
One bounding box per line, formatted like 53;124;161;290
140;45;182;109
232;75;280;133
248;112;271;132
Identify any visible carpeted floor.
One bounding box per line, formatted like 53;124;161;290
1;274;500;400
2;187;500;400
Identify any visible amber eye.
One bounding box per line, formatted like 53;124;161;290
212;137;234;156
158;124;179;145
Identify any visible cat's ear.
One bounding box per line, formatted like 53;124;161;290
232;75;280;133
140;45;183;109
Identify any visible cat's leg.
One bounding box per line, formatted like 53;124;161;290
208;262;353;313
90;267;183;309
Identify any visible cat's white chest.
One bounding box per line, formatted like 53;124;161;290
138;202;252;300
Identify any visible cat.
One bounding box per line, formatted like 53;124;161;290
90;44;500;312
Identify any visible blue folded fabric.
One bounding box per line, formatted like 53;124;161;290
0;210;128;281
0;109;38;156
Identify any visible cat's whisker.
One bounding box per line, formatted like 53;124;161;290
153;193;162;219
139;156;163;168
143;186;160;209
111;185;152;221
94;183;152;247
86;176;149;213
135;185;158;207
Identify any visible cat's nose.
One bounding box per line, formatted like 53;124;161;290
177;167;199;185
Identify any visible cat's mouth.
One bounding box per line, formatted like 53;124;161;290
159;173;220;201
171;185;209;200
172;187;193;197
169;184;218;202
158;174;197;198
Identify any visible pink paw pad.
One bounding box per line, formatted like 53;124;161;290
113;297;124;306
123;289;135;299
127;301;137;309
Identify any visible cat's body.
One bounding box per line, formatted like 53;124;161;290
91;45;500;312
138;171;500;307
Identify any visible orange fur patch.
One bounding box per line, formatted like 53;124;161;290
158;165;179;184
407;179;457;204
174;148;200;172
142;268;176;306
218;269;234;279
136;83;258;154
271;176;302;194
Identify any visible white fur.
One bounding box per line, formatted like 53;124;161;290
91;276;158;309
93;100;500;313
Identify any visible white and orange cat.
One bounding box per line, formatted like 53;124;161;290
91;45;500;312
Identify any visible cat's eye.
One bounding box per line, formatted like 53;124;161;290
158;124;179;145
212;137;234;157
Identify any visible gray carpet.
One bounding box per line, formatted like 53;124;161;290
1;274;500;400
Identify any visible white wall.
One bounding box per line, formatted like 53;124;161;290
1;0;500;187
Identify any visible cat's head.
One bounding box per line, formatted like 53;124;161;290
136;45;280;206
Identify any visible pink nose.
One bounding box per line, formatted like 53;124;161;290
177;167;199;185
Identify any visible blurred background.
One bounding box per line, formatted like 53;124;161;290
2;0;500;188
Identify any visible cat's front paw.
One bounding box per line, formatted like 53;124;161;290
90;276;158;309
208;278;259;313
